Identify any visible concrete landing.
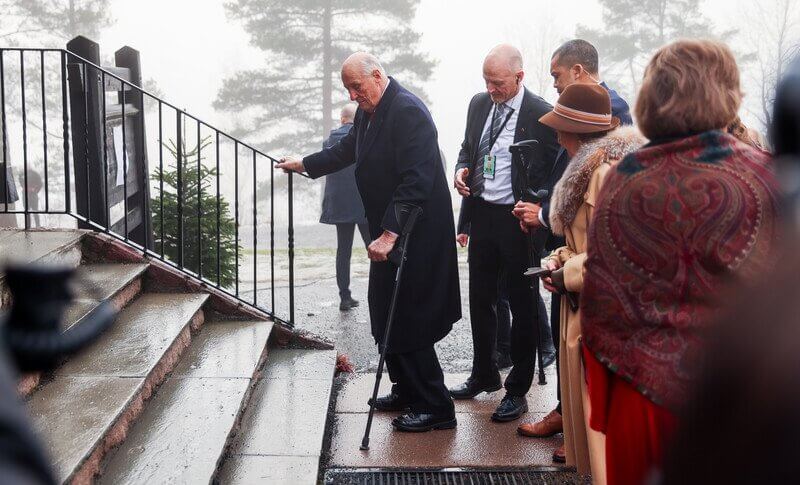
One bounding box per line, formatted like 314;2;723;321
0;229;84;266
328;371;564;469
98;320;272;484
218;348;337;485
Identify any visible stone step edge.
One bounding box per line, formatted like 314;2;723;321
219;349;338;484
0;231;87;308
18;264;150;398
206;331;275;484
81;231;333;350
66;304;207;485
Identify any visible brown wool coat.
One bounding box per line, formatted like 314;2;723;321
547;126;645;481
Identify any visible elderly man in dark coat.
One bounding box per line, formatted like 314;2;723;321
277;52;461;432
319;102;369;311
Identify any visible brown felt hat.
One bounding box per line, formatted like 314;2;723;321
539;83;620;134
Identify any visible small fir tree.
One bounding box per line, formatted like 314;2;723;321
151;137;240;288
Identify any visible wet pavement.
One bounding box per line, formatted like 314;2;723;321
328;372;563;469
238;223;567;473
241;223;554;374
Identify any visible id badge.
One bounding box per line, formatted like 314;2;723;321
483;154;496;180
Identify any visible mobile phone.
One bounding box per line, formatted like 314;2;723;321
524;266;551;278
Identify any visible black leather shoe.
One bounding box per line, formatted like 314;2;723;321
368;392;410;412
339;297;360;311
392;412;457;432
449;377;502;400
491;394;528;422
541;351;556;369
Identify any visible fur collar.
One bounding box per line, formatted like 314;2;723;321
550;126;646;236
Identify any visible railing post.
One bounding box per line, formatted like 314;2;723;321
60;51;71;214
66;36;107;228
176;110;183;268
288;171;295;327
20;52;28;230
115;46;152;250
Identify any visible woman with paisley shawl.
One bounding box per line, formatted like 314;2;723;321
581;40;780;485
536;83;646;482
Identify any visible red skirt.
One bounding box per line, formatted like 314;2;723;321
583;346;679;485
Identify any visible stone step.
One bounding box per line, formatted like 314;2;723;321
218;348;338;485
66;263;149;330
97;320;273;484
26;292;209;484
19;263;150;397
0;229;86;308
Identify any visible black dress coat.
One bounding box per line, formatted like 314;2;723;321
454;88;560;249
319;124;367;225
303;78;461;353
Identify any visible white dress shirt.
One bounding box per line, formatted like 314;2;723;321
480;86;525;205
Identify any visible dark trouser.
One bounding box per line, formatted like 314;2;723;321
496;275;553;358
386;345;454;415
335;222;370;300
552;294;562;414
468;198;542;397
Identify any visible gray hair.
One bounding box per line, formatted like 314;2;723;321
340;102;357;122
357;53;386;77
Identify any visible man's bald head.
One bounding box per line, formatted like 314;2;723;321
341;52;388;113
483;44;525;104
484;44;524;72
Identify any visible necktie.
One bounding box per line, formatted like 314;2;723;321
470;103;511;196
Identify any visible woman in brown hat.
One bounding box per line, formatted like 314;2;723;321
534;83;645;482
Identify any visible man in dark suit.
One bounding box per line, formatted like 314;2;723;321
277;52;461;432
451;44;560;423
319;102;370;311
514;39;633;464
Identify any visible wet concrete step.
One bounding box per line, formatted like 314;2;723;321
218;348;338;485
27;292;209;484
97;320;273;484
18;263;150;397
0;229;86;308
0;229;85;267
65;263;149;330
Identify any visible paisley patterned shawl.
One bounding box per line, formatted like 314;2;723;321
581;130;780;412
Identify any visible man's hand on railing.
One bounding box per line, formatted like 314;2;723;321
275;157;306;174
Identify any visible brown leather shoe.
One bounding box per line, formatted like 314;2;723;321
516;409;563;437
552;444;566;463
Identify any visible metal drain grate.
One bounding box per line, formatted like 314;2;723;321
324;468;588;485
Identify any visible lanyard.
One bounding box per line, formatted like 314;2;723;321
488;104;514;153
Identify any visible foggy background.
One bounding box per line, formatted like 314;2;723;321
2;0;798;223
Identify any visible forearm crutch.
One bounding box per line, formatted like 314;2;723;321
360;204;423;451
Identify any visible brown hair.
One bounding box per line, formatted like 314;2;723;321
727;116;765;151
635;39;742;140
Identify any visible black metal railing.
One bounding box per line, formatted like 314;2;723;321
0;46;302;327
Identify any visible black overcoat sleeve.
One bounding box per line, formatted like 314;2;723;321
303;125;357;179
455;94;481;236
455;94;480;173
380;105;439;234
